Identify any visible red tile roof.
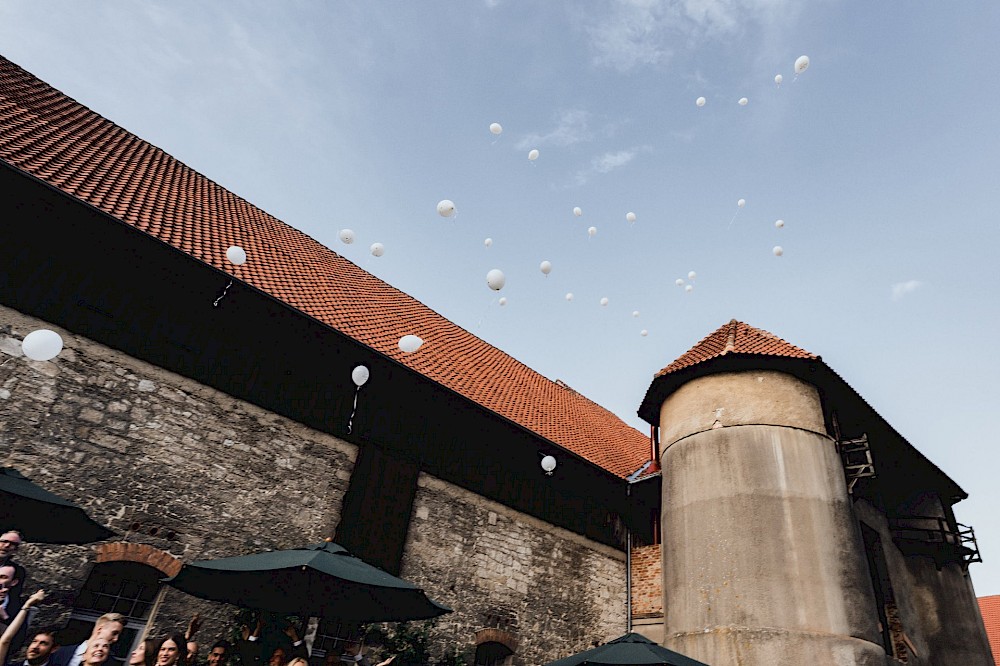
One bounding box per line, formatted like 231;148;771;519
0;55;650;479
655;319;818;378
980;596;1000;665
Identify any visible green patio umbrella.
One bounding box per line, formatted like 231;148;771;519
0;467;115;544
543;633;710;666
165;541;451;623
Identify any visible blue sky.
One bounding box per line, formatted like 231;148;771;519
3;1;999;595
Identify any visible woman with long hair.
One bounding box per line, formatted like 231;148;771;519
155;633;189;666
130;638;160;666
0;589;45;665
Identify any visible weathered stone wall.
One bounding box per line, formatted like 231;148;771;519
399;473;627;666
1;303;358;646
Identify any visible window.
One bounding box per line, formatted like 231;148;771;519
64;561;163;665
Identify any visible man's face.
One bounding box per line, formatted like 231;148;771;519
27;633;56;662
268;648;286;666
186;642;198;666
0;564;19;590
0;532;21;560
86;639;111;665
206;648;226;666
95;621;124;644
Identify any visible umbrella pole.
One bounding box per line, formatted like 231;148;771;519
139;587;169;642
626;528;632;634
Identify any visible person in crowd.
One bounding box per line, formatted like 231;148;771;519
237;618;304;666
183;644;197;666
78;639;110;666
204;641;229;666
154;634;187;666
0;564;27;655
49;614;124;666
0;533;23;569
285;658;306;666
12;629;59;666
128;639;158;666
0;589;46;666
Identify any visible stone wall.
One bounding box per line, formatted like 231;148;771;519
1;303;358;645
400;473;627;665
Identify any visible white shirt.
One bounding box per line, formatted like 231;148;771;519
67;640;88;666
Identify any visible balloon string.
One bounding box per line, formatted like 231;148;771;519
213;279;234;307
0;357;11;368
346;386;360;434
727;210;741;229
476;297;497;328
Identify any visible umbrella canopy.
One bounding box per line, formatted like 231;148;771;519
0;467;116;544
543;633;710;666
165;541;451;623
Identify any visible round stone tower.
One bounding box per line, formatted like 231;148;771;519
639;321;887;665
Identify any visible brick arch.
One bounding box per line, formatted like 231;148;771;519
474;628;518;653
94;542;182;577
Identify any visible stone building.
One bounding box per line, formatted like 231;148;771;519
0;54;993;666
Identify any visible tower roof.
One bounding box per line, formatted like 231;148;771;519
655;319;818;378
0;54;650;479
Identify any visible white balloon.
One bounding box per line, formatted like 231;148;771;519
795;55;810;74
528;149;539;161
737;198;746;208
351;365;369;387
226;245;247;266
498;297;508;306
486;269;506;291
398;335;423;353
738;97;748;106
573;207;583;217
640;329;648;337
489;122;503;135
774;74;783;85
437;200;456;217
688;271;697;280
675;278;684;287
370;242;385;257
773;245;784;256
565;293;574;302
600;297;609;306
696;96;706;107
775;219;785;229
626;212;636;223
540;260;552;275
338;229;356;245
632;310;640;318
587;226;597;237
22;329;63;361
541;455;557;474
685;285;693;293
484;238;493;248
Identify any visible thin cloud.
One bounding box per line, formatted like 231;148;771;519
515;110;593;150
891;280;923;301
573;147;644;185
583;0;799;72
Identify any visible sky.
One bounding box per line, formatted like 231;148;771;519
2;1;999;595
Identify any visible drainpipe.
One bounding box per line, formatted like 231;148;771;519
626;525;632;633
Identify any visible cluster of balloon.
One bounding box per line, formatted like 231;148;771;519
738;97;748;106
587;226;597;238
437;200;456;218
498;297;508;306
675;278;685;287
696;96;706;107
729;198;747;228
214;245;246;307
21;329;64;362
489;122;503;136
775;219;785;229
600;297;609;307
626;212;636;225
347;365;369;434
484;238;493;248
640;330;648;337
688;271;697;280
773;246;784;257
398;335;423;354
370;242;385;257
528;149;539;161
573;206;582;217
565;293;573;302
794;55;810;78
775;74;783;85
541;454;557;476
632;310;639;318
540;261;552;276
338;229;356;245
486;269;506;291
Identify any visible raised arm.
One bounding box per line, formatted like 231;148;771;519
0;589;45;664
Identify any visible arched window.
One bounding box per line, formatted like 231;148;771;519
473;641;513;666
62;561;164;665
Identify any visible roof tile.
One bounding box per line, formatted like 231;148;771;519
0;55;649;478
980;596;1000;665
